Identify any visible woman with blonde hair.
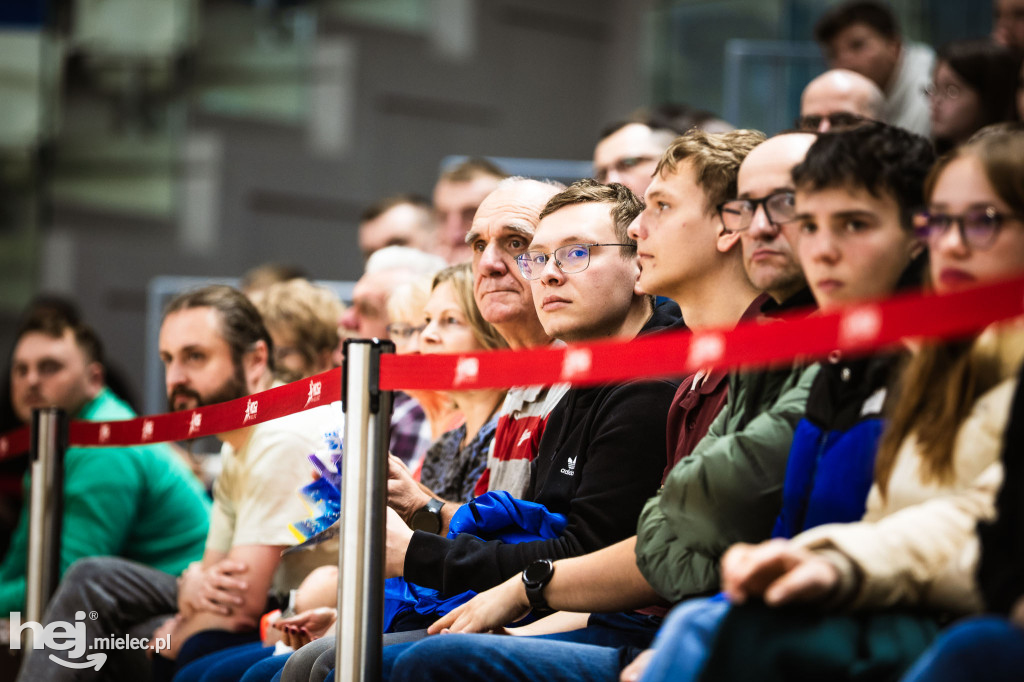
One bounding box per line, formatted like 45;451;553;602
395;262;508;506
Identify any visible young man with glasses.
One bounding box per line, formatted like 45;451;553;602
384;178;680;606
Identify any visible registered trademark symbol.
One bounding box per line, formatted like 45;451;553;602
89;611;98;620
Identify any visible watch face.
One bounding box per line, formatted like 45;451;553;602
411;507;441;534
523;560;552;584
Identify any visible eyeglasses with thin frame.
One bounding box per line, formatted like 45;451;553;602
913;206;1023;250
386;323;425;344
595;156;657;183
515;243;636;280
717;192;798;233
923;83;962;100
794;112;869;132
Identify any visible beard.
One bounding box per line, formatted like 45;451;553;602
167;365;248;413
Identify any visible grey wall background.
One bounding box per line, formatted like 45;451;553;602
0;0;995;417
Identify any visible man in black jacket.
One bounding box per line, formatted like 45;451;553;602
385;179;681;597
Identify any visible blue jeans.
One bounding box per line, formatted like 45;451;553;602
241;653;293;682
639;596;730;682
386;612;661;682
172;642;274;682
901;616;1024;682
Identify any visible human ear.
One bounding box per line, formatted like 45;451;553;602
85;362;105;398
718;227;742;253
632;260;646;297
244;340;270;389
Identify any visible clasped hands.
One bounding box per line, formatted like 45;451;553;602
177;559;253;622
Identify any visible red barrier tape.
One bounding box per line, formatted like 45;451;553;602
0;369;340;458
381;274;1024;390
1;274;1023;458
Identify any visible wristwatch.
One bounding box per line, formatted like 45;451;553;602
410;498;444;534
522;559;555;613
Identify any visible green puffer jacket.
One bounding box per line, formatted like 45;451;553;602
634;360;820;603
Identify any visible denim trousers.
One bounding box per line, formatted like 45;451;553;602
638;596;730;682
900;616;1024;682
386;611;661;682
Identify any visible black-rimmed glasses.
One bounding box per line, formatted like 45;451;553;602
515;243;636;280
717;192;797;232
913;207;1022;250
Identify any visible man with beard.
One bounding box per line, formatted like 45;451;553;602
16;286;338;682
0;310;209;615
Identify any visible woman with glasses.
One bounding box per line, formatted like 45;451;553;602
893;123;1024;682
386;277;464;448
927;39;1020;154
408;262;508;506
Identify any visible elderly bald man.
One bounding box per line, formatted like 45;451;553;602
798;68;885;132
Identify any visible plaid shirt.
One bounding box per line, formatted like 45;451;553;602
390;391;432;470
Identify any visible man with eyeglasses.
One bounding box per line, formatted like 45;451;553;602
719;133;818;307
797;68;885;132
593;119;678;198
384;179;679;611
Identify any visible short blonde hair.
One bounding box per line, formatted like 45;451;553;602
654;129;767;214
249;279;344;367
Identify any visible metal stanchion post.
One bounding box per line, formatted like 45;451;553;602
337;339;393;682
25;408;67;631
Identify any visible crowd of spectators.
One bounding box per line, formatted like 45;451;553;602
3;2;1024;681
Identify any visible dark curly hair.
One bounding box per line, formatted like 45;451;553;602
791;121;936;230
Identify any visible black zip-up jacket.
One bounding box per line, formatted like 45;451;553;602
404;301;682;595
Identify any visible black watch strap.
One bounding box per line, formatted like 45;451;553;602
410;498;444;534
522;559;555;613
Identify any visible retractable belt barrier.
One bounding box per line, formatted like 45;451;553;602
1;274;1024;457
4;275;1024;681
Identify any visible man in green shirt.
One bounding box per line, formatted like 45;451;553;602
0;310;210;614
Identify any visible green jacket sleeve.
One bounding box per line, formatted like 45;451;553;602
0;505;29;614
635;363;820;602
0;447;144;614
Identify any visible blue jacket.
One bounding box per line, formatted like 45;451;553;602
384;492;567;631
772;352;900;539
